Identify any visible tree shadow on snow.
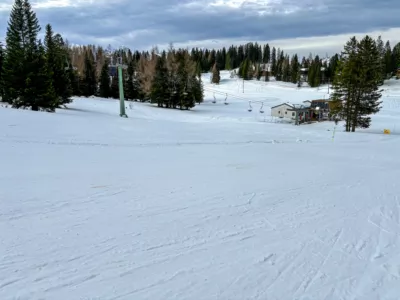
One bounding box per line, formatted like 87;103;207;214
62;107;115;117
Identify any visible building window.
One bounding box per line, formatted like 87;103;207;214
292;112;295;116
285;111;287;114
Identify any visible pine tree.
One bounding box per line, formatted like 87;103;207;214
327;54;339;82
314;56;321;87
263;44;270;63
124;60;135;100
150;55;169;107
177;51;196;110
392;42;400;76
352;36;383;130
331;38;358;130
321;61;328;84
376;36;386;83
296;70;301;87
275;50;284;81
264;66;270;82
271;47;277;76
3;0;27;104
225;52;232;70
290;54;299;84
181;74;201;109
216;51;223;70
82;51;97;97
44;24;72;107
384;41;393;77
281;55;290;82
99;60;110;98
3;0;57;110
54;35;72;105
211;62;220;84
238;58;253;80
110;75;119;99
0;43;4;100
195;60;202;80
208;50;216;70
308;56;321;87
190;75;204;104
331;36;383;131
255;63;261;80
19;41;58;111
68;70;80;96
133;70;142;100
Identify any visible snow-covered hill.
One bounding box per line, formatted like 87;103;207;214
1;73;400;300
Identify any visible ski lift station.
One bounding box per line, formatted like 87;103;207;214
272;99;335;125
271;103;298;120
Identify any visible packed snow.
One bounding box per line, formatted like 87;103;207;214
1;72;400;300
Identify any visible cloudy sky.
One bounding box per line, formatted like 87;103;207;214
0;0;399;56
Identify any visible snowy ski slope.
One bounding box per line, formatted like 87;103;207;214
1;72;400;300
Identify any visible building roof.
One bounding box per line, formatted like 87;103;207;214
271;103;294;109
271;102;310;109
287;104;311;112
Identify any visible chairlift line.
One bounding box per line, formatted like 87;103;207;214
203;87;273;109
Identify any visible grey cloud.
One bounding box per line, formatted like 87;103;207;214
0;0;399;51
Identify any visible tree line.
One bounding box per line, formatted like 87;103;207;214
206;40;400;88
0;0;400;119
0;0;204;111
0;0;72;111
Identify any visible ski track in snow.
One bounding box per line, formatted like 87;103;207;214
1;73;400;299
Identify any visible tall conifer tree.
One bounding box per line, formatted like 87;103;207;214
99;59;110;98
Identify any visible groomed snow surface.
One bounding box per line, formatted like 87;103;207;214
1;72;400;300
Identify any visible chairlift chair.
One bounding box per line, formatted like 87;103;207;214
248;101;253;112
259;102;264;114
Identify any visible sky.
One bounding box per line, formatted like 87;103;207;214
0;0;399;57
